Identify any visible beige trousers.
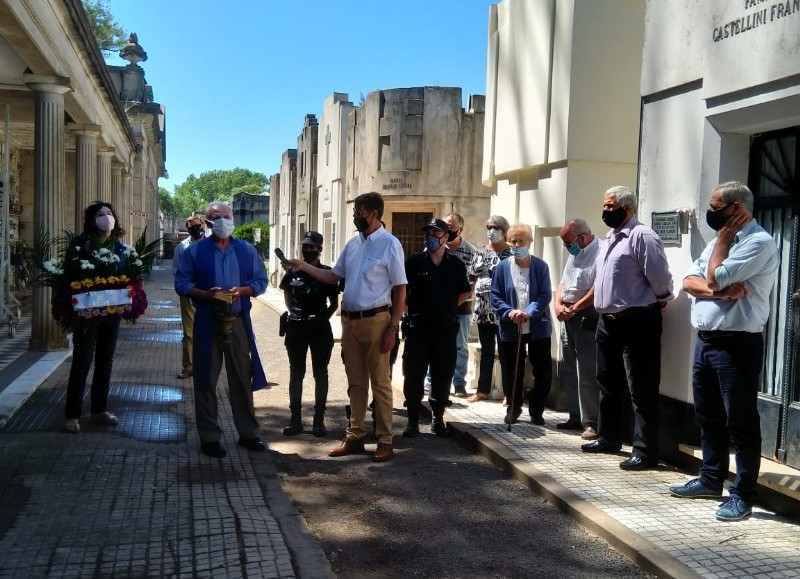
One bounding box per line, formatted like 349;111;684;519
179;295;195;372
341;311;393;444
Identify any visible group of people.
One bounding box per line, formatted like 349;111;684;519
65;179;778;522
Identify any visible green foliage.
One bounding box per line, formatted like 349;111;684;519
162;168;268;219
82;0;127;56
233;221;269;257
157;187;174;217
130;226;162;280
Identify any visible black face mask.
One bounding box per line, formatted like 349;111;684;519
302;250;320;263
353;216;370;232
187;225;204;240
447;230;459;242
705;204;732;231
602;207;628;229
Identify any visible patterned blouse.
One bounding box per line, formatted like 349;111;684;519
469;245;512;325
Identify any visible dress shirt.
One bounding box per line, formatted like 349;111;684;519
594;218;674;314
332;226;407;311
175;237;267;314
685;219;779;333
560;237;603;303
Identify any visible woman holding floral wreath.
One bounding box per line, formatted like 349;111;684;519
63;202;128;434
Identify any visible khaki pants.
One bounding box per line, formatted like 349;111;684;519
179;296;195;372
341;311;393;444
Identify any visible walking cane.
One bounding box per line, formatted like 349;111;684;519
507;323;523;433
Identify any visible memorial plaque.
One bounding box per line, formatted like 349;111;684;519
651;212;681;245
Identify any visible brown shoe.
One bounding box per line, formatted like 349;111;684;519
178;369;193;379
328;437;365;457
581;426;599;440
373;443;393;462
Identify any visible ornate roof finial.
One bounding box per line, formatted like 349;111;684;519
119;32;148;65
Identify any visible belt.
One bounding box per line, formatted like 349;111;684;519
601;304;657;321
288;314;323;322
341;305;389;319
698;330;751;341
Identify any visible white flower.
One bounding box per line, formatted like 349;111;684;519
43;259;64;275
91;249;120;264
134;259;142;267
122;245;138;257
80;260;95;270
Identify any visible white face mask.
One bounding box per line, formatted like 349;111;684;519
95;214;115;232
487;228;502;243
210;217;235;239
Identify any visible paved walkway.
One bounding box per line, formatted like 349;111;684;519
0;266;332;579
0;268;799;577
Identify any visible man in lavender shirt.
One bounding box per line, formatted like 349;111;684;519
581;186;674;471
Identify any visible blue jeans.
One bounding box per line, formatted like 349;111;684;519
693;331;763;502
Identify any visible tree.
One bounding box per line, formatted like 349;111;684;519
163;168;268;219
233;222;269;259
157;187;175;217
82;0;128;56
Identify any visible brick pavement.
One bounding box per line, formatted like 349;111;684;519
0;266;333;579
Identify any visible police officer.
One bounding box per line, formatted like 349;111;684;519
402;218;470;438
280;231;340;437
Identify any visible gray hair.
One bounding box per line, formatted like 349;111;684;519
715;181;754;213
568;218;591;236
488;214;510;232
605;185;637;212
446;212;465;228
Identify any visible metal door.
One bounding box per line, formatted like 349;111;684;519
748;126;800;467
391;212;433;258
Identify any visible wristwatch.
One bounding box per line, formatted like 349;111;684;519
389;323;400;332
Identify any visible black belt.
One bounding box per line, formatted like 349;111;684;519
341;305;389;319
698;330;752;341
601;304;657;321
288;314;324;322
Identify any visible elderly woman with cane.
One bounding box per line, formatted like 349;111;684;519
490;223;553;427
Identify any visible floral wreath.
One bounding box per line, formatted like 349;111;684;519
33;229;158;332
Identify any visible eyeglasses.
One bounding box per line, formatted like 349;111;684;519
486;225;502;231
353;209;374;218
562;235;582;248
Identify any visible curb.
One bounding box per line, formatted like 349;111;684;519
445;417;700;579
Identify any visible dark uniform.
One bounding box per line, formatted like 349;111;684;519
403;249;470;430
279;264;340;429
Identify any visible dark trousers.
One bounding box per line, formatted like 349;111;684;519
285;319;334;418
476;322;502;395
65;319;121;420
499;333;552;418
693;332;763;502
403;322;458;419
595;307;662;460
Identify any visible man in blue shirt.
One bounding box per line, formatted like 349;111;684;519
669;181;779;521
175;202;269;459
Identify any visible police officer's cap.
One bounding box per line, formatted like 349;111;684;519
422;218;448;233
300;231;324;247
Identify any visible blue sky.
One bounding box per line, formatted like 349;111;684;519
108;1;495;191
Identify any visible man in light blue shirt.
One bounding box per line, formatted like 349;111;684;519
669;181;779;522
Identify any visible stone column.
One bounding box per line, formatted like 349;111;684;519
111;162;123;213
121;169;132;244
24;74;71;351
72;124;101;226
97;148;115;203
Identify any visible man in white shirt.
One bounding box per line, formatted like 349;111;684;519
288;192;407;462
554;219;603;440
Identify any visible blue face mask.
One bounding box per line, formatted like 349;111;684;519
425;234;444;253
510;245;530;259
566;240;581;256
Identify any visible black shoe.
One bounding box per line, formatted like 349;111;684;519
531;415;545;426
556;420;582;430
200;441;227;458
580;439;621;454
504;407;523;424
283;423;303;436
402;424;420;438
619;455;658;471
237;438;266;452
312;424;327;438
431;417;451;438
